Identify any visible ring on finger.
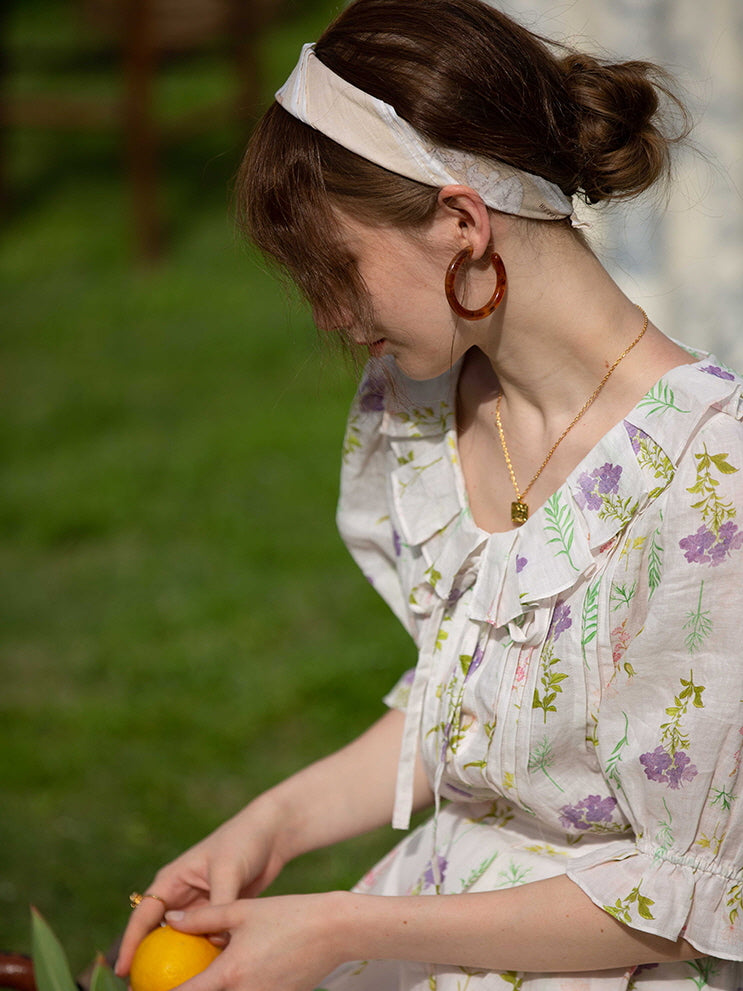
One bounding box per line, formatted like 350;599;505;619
129;891;167;910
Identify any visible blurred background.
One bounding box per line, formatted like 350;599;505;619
2;0;741;970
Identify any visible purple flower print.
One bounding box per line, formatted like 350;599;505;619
701;364;735;381
679;522;743;567
559;794;617;831
575;463;623;512
547;602;572;642
624;421;643;455
447;586;465;608
358;373;386;411
440;721;452;762
576;472;603;511
516;554;528;573
640;746;698;789
422;854;448;889
464;642;485;682
597;462;622;494
392;528;402;557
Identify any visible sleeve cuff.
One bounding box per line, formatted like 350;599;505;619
566;840;743;961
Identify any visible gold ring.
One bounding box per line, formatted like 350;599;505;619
129;891;167;909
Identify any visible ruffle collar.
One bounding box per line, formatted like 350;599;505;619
378;354;743;633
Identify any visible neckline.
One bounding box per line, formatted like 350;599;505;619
444;351;714;539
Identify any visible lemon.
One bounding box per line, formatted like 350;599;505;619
129;924;222;991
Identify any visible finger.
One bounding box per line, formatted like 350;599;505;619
115;897;166;976
165;902;245;936
207;863;243;907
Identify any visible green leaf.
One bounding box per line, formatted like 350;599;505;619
710;454;738;474
637;895;656;920
90;959;127;991
31;907;79;991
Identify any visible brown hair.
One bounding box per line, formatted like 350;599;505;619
237;0;689;331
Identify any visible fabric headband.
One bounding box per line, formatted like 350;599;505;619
275;43;575;223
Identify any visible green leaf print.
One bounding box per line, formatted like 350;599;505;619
467;799;515;827
544;492;578;571
425;564;443;590
499;973;524;990
711;786;735;811
455;968;489;991
580;577;601;666
697;824;726;856
527;736;565;792
398;400;451;435
341;414;362;460
687;445;739;534
726;879;743;926
653;799;674;861
660;671;706;755
636;433;675;488
598;493;639;526
637;381;689;415
605;712;630;789
533;643;569;722
495;860;532;887
603;884;655;924
610;582;637;610
685;957;720;990
683;581;712;654
460;853;499;890
648;526;663;598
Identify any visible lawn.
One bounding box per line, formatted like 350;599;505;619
1;1;413;969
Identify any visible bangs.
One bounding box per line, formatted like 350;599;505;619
236;103;374;336
236;103;439;338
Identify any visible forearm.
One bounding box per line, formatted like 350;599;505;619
330;874;700;974
252;708;433;865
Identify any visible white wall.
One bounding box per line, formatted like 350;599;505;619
496;0;743;366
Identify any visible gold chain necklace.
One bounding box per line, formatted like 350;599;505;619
495;305;649;527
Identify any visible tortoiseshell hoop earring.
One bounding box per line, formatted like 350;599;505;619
445;246;507;320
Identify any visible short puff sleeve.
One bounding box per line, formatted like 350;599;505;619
567;408;743;961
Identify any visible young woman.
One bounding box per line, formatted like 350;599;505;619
116;1;743;988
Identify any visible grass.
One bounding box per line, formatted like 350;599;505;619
1;1;414;969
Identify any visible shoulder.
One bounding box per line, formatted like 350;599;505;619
625;356;743;491
625;357;743;569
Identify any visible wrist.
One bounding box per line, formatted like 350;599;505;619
315;891;358;972
244;784;309;866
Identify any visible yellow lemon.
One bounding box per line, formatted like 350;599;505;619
129;924;222;991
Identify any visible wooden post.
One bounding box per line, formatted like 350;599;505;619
122;0;161;261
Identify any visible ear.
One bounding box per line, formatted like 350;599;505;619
436;185;493;261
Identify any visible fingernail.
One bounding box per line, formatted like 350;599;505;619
165;910;184;922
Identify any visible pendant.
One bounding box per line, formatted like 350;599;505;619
511;500;529;526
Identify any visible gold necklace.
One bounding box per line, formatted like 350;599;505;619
495;305;649;527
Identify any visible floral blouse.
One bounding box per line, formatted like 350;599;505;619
327;353;743;991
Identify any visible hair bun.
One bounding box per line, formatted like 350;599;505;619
562;53;689;204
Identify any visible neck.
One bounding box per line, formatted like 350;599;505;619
454;224;693;530
466;223;689;425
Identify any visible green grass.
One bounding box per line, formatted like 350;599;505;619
1;3;414;968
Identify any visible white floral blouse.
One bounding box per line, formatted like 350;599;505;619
323;353;743;991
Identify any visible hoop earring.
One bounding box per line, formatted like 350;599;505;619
445;247;507;320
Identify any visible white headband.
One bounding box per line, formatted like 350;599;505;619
275;43;574;223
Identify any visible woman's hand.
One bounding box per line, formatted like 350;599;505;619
161;894;347;991
116;800;288;977
115;710;431;979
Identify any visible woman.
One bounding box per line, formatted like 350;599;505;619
116;0;743;987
